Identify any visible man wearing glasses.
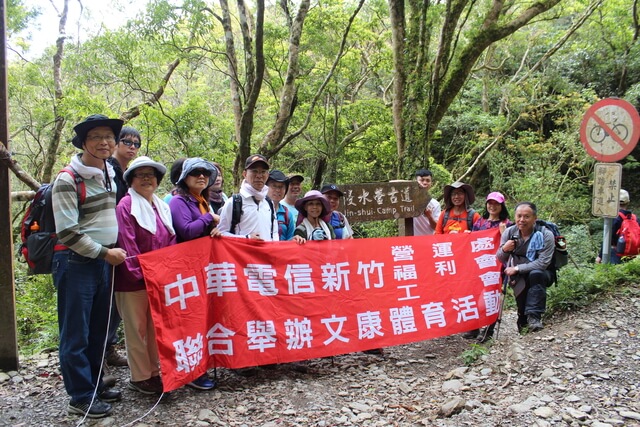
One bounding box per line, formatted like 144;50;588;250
108;126;142;204
103;127;142;373
52;114;127;418
217;154;279;241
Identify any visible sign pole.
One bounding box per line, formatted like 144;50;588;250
602;218;613;264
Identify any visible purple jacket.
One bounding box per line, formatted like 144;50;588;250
169;193;215;242
115;194;177;292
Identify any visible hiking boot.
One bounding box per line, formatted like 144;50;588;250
363;348;384;356
288;362;309;373
477;327;494;343
129;378;163;395
527;315;543;332
98;388;122;403
106;346;128;367
67;399;112;418
102;374;117;388
187;374;216;390
462;329;480;339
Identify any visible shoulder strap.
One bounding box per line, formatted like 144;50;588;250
442;209;450;225
265;196;276;238
281;203;290;227
230;194;243;235
466;208;475;230
60;166;86;204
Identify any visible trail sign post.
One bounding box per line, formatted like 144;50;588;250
581;98;640;264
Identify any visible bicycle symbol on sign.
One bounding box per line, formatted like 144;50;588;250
590;120;629;143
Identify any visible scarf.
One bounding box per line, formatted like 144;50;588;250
209;190;224;205
70;153;114;189
240;179;268;201
128;188;175;235
190;191;210;215
302;217;332;240
526;230;544;261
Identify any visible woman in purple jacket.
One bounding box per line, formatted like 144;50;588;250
115;157;175;395
167;157;220;390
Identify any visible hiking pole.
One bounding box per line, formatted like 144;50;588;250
493;256;513;341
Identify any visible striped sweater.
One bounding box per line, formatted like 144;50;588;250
52;155;118;259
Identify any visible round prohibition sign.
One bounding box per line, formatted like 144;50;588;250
580;98;640;162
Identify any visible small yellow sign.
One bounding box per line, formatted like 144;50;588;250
592;163;622;218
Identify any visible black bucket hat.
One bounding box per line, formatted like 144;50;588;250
72;114;124;148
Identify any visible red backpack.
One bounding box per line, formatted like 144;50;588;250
19;167;85;274
615;212;640;257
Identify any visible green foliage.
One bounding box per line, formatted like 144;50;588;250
547;258;640;315
461;344;488;366
14;269;58;355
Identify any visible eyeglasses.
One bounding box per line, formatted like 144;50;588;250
248;169;269;176
187;169;212;177
121;139;142;149
87;134;116;143
133;172;156;180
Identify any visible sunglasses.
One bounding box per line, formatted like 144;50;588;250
120;139;142;149
188;169;212;177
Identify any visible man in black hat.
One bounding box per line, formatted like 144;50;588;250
217;154;279;241
52;114;127;418
281;173;304;224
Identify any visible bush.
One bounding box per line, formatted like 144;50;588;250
14;269;59;354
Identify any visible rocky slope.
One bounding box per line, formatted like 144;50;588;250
1;287;639;427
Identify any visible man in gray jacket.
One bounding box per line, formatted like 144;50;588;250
496;202;554;332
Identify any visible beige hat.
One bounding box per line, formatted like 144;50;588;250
620;189;630;204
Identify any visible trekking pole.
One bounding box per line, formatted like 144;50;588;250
493;256;513;341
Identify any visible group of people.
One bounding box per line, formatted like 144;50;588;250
51;115;357;419
412;169;557;341
54;113;634;420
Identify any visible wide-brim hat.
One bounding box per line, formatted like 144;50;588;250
177;157;218;187
123;156;167;184
295;190;331;218
320;183;344;197
72;114;124;148
443;181;475;205
244;154;270;169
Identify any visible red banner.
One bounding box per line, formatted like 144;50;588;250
138;229;502;391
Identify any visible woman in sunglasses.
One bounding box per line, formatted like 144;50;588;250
168;157;221;243
167;157;220;391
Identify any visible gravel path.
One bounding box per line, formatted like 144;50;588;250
1;286;639;427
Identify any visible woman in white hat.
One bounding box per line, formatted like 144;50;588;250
115;156;175;395
293;190;335;242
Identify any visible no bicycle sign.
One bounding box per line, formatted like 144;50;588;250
580;98;640;162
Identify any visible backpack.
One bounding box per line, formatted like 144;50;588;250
535;219;569;275
229;194;276;237
441;208;476;232
19;167;85;275
615;212;640;257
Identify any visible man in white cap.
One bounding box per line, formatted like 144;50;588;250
596;189;640;264
52;114;127;418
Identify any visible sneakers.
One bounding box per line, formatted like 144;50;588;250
462;329;480;339
187;374;216;390
106;346;128;367
128;377;164;395
527;315;543;332
67;399;112;419
98;389;122;403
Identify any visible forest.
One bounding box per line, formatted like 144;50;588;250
2;0;640;349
